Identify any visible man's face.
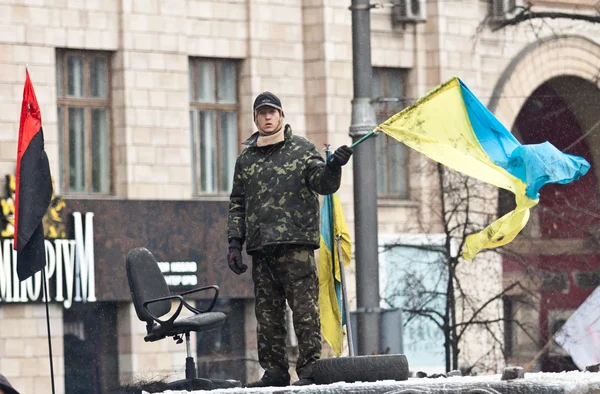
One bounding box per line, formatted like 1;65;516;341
255;107;281;134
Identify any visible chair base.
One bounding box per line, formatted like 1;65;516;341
165;377;241;391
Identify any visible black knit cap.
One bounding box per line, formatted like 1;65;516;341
253;92;283;114
0;374;20;394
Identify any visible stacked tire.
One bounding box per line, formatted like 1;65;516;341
313;354;409;384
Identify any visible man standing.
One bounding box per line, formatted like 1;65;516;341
227;92;353;387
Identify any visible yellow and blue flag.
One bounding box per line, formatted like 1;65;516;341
319;181;352;357
378;77;590;260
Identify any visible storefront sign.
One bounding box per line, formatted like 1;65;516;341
0;212;96;308
157;261;198;288
0;175;96;308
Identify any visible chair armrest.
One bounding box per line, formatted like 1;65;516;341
143;294;185;328
179;285;220;313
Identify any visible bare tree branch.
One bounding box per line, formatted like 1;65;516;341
512;319;539;345
403;308;444;330
381;243;445;253
457;282;522;341
382;150;596;372
456;317;506;327
492;6;600;32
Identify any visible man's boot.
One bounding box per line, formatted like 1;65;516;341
245;370;290;388
292;377;315;386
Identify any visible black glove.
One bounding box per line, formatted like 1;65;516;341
327;145;353;169
228;239;247;275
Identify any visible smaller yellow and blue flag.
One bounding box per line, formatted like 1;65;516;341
377;77;590;260
319;151;352;357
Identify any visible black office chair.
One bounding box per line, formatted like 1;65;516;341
125;247;240;391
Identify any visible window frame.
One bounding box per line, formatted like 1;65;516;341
189;58;240;196
56;49;113;195
373;67;409;200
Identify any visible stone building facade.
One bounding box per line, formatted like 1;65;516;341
0;0;599;392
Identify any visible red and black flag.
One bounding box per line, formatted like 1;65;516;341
14;69;52;281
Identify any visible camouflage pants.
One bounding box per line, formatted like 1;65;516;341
252;245;321;379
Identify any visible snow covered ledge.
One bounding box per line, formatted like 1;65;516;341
153;371;600;394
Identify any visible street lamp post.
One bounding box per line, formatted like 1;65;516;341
349;0;381;355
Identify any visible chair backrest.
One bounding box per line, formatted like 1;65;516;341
126;247;171;324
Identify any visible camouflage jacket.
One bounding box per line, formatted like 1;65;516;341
228;125;341;253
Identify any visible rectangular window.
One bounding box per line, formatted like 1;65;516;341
379;234;447;370
189;59;239;195
503;295;538;359
56;50;111;194
373;68;408;199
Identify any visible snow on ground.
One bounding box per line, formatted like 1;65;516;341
154;371;600;394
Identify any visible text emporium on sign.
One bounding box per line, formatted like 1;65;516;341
0;212;96;308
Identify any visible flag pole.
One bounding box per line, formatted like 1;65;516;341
325;146;341;353
326;143;356;356
42;269;57;394
328;130;376;165
324;145;352;356
349;129;376;150
18;67;56;394
523;335;556;372
336;234;355;356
